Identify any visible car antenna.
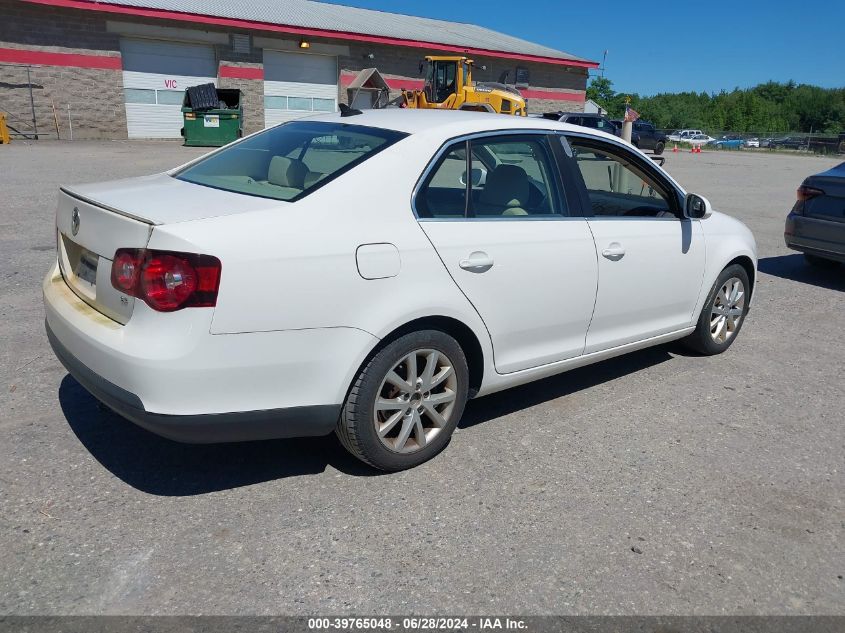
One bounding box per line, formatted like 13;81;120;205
339;103;363;117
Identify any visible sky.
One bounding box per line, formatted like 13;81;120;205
322;0;845;95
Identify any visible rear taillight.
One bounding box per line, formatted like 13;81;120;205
111;248;221;312
792;184;824;215
797;185;824;202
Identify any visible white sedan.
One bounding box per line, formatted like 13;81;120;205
44;109;757;471
688;133;716;145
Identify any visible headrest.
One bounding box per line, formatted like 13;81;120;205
479;164;529;209
268;156;308;189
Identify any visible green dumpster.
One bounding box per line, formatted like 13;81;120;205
181;87;243;147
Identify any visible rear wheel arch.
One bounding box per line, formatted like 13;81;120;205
366;316;484;398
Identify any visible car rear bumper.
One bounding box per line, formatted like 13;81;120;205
784;212;845;262
43;261;377;443
47;320;340;442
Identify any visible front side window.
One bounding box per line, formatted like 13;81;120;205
416;134;565;219
568;139;678;218
176;121;407;202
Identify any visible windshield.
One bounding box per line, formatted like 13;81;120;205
175;121;407;202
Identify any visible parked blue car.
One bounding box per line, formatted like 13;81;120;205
711;135;745;149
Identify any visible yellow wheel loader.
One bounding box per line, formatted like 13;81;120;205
396;56;527;116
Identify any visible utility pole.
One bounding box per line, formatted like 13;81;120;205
26;66;38;140
600;50;608;78
621;95;633;143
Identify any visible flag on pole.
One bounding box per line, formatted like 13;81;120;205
624;105;640;122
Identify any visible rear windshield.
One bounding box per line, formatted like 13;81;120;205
175;120;407;202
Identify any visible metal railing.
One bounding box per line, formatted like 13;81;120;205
0;64;40;139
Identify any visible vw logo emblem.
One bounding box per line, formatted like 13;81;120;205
71;208;80;236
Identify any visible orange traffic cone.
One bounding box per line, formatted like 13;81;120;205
673;144;678;153
697;145;702;153
690;145;695;153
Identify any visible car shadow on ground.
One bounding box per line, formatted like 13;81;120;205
459;345;675;428
60;345;676;496
758;254;844;291
58;376;375;495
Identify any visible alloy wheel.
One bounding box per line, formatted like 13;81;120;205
373;349;457;454
710;277;745;344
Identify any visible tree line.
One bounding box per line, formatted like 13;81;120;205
586;78;845;134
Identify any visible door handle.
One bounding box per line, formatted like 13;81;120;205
601;242;626;260
459;251;494;272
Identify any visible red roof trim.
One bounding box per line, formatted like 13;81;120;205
0;46;122;69
219;65;264;80
521;89;584;102
22;0;599;69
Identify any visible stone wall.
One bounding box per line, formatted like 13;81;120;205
0;62;127;140
0;0;126;139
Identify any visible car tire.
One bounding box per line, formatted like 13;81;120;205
336;330;469;471
654;141;665;155
682;264;751;355
804;253;839;268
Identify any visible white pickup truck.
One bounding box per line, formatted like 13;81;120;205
668;129;704;142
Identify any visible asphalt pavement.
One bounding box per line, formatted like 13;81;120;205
1;141;842;615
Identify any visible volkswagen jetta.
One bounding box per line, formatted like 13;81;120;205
44;109;757;471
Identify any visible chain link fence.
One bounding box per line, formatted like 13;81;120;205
655;128;845;154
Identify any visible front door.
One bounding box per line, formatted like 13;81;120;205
415;133;598;374
565;136;706;353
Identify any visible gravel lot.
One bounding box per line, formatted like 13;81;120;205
1;140;843;615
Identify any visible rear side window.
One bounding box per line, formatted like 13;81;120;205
416;134;566;219
596;119;615;133
176;121;407;202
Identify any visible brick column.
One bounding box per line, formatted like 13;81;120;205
217;62;265;135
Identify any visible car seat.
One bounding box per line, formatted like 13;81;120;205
476;164;529;216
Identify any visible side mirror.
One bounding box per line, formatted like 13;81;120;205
460;167;487;187
684;193;713;219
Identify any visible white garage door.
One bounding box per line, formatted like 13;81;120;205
263;50;338;127
121;38;218;139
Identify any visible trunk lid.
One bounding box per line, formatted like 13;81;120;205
57;174;277;324
66;173;280;225
805;163;845;223
56;189;152;324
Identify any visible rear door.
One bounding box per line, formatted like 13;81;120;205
415;132;598;374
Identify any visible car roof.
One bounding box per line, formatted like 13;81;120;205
302;108;617;141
